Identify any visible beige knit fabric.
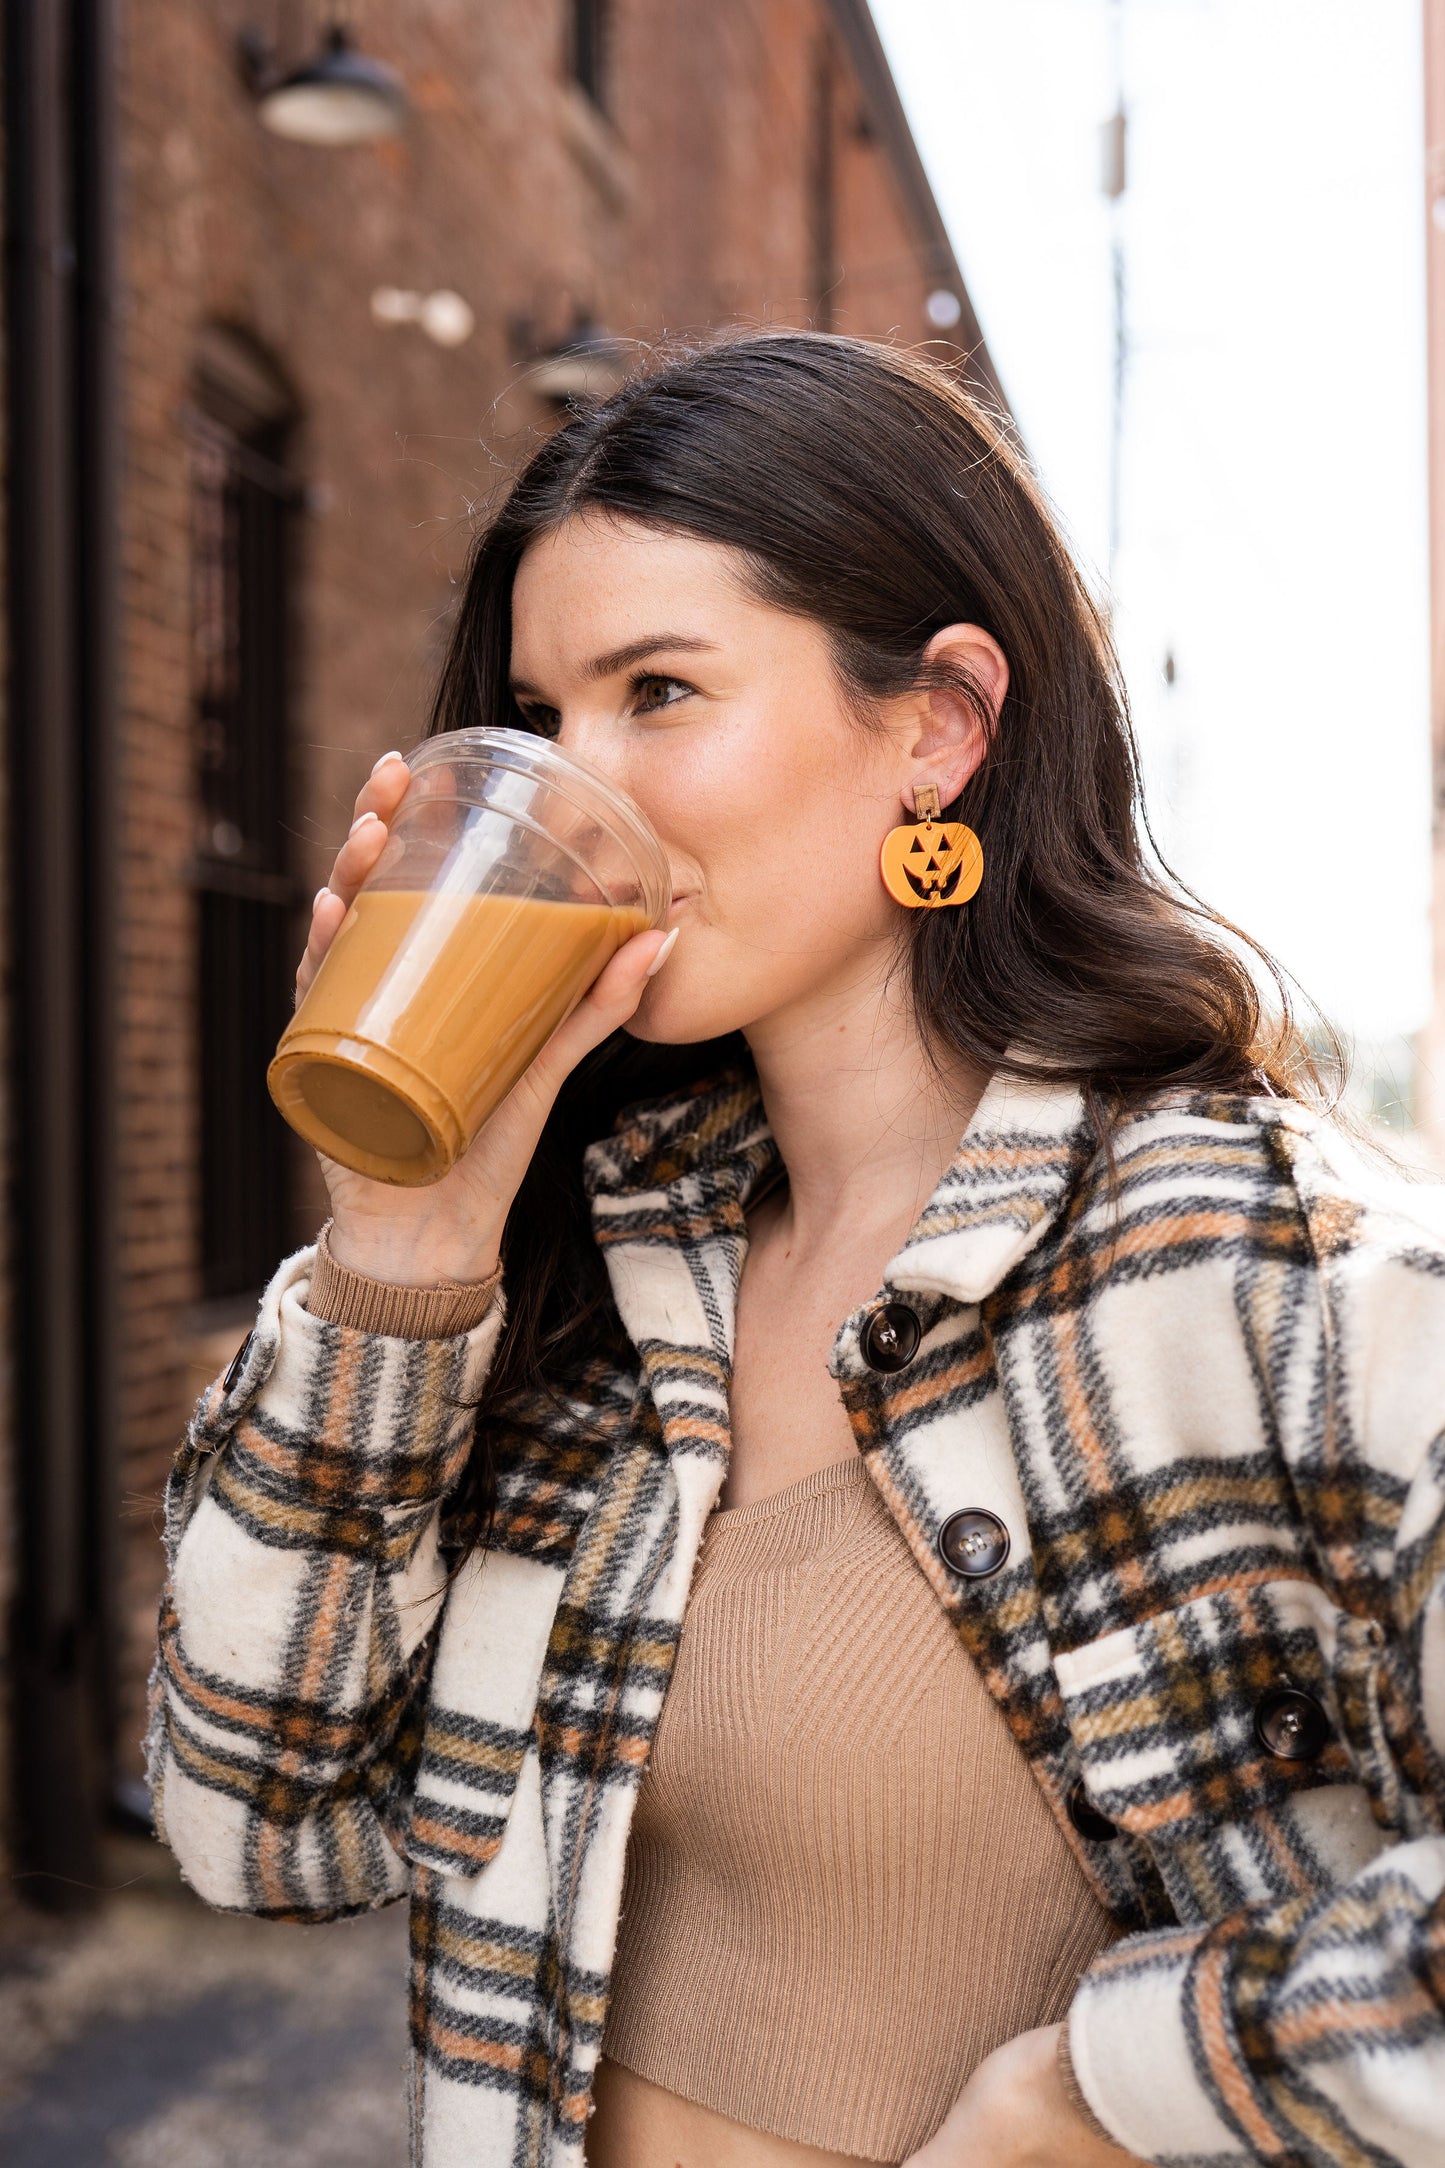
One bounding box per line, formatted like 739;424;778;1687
304;1220;500;1340
601;1454;1116;2162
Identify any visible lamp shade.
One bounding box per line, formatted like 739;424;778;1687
529;325;631;406
257;25;405;146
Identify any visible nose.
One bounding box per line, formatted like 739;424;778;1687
553;715;667;855
556;714;623;783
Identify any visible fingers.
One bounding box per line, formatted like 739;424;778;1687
570;923;678;1042
331;752;409;905
327;808;391;908
351;750;409;825
589;923;680;1014
295;819;386;1001
296;887;349;1002
296;751;410;1001
527;925;679;1091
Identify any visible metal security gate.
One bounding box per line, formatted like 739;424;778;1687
188;392;302;1303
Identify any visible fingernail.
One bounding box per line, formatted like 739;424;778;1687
371;749;403;772
313;887;330;912
349;810;379;833
645;926;680;977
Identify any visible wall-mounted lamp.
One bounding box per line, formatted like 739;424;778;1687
924;289;962;330
240;22;407;146
370;287;476;348
527;321;630;407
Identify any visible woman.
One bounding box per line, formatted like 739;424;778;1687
148;333;1445;2168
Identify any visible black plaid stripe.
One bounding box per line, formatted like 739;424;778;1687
157;1592;433;1790
152;1079;1445;2166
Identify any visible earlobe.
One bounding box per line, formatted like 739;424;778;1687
909;683;990;807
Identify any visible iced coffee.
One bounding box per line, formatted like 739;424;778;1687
268;729;670;1183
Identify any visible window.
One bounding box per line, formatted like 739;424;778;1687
570;0;609;112
189;328;302;1301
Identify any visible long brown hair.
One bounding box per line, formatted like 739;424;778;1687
429;331;1333;1535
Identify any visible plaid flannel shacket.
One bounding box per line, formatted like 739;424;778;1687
147;1066;1445;2168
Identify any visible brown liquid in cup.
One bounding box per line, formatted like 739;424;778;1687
269;888;651;1184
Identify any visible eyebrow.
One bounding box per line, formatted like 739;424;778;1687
510;633;716;698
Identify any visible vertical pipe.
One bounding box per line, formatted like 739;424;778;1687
3;0;110;1902
74;0;123;1804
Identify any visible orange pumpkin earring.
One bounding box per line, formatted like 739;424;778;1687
880;785;983;909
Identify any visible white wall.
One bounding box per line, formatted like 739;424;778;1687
875;0;1430;1062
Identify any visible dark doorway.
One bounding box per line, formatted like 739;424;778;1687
188;330;303;1303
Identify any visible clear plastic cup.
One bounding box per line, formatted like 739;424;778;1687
268;728;670;1184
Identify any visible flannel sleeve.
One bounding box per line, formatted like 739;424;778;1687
145;1239;505;1921
1066;1154;1445;2167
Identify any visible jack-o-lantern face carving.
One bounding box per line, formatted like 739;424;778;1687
879;819;983;909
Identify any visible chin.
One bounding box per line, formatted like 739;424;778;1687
622;1006;729;1049
624;970;751;1048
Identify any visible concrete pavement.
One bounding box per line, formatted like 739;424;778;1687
0;1833;410;2166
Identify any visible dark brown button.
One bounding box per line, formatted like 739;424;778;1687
1067;1779;1118;1842
1255;1687;1329;1762
860;1302;922;1373
937;1508;1010;1578
222;1331;255;1393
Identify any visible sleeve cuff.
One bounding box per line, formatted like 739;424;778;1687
185;1243;505;1537
1055;2023;1116;2146
1067;1925;1246;2162
306;1219;501;1339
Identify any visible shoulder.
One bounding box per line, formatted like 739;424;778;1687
1049;1090;1445;1469
1041;1087;1315;1300
990;1088;1445;1498
1069;1085;1445;1283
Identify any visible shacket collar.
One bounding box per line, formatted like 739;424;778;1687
583;1060;1094;1315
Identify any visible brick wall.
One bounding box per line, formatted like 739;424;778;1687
109;0;975;1786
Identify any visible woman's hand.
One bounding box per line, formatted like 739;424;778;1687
901;2025;1147;2168
298;749;676;1289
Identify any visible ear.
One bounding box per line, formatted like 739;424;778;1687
905;624;1008;811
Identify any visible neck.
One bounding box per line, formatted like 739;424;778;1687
743;946;990;1254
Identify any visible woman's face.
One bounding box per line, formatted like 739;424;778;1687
508;515;995;1047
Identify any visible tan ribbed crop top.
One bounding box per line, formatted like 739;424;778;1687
301;1236;1114;2160
600;1455;1115;2163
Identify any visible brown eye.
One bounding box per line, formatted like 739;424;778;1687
633;673;691;714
